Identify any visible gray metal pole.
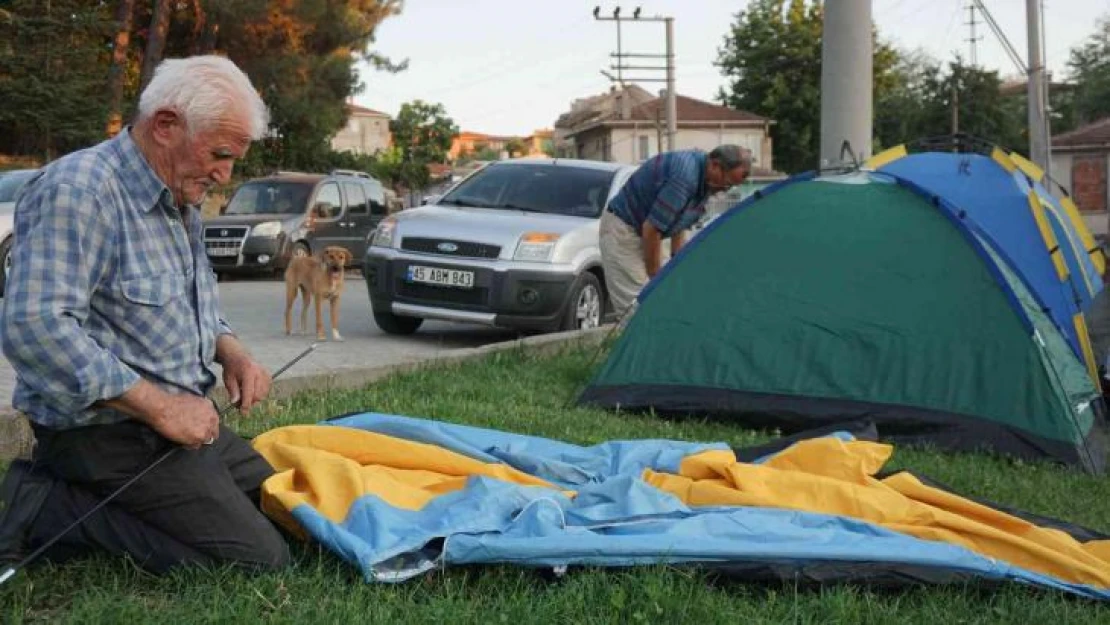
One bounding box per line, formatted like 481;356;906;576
1026;0;1049;170
819;0;872;168
665;17;676;151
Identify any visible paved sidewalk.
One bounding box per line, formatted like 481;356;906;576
0;276;520;411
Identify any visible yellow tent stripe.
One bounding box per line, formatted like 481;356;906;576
1060;195;1107;275
991;148;1018;173
1009;151;1046;182
1040;200;1098;297
1028;192;1069;281
864;145;907;170
1073;313;1102;386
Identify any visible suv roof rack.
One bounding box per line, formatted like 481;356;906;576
272;170;314;176
330;168;373;179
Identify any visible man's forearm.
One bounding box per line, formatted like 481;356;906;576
97;378;172;429
642;222;663;276
216;332;250;366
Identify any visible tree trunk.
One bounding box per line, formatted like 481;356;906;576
138;0;172;94
106;0;136;137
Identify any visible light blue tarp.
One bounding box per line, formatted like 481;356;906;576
267;412;1110;601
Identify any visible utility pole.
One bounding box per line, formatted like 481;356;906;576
818;0;872;169
593;6;676;152
966;2;982;66
1026;0;1050;170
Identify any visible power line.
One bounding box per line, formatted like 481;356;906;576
966;1;983;66
592;5;676;152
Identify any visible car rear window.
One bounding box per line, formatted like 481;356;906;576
225;181;314;215
438;163;616;218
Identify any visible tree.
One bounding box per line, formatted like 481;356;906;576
106;0;137;137
714;0;898;173
0;1;117;159
389;100;459;189
1067;15;1110;125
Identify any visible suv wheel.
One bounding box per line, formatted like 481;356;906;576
561;273;603;332
373;310;424;335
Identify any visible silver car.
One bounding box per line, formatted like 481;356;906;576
363;157;636;335
0;168;39;296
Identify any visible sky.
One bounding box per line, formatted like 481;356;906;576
353;0;1110;137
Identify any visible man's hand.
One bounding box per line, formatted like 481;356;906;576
216;334;271;413
153;393;221;450
100;380;220;449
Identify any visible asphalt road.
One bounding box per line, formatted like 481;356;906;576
0;274;521;408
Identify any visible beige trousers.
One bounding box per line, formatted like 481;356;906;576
599;210;670;318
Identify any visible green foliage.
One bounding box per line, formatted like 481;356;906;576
1068;14;1110;126
0;0;117;159
389;100;459;189
714;0;898;173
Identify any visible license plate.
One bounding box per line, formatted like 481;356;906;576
209;243;243;255
407;265;474;288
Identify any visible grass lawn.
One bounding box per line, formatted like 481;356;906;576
3;342;1109;624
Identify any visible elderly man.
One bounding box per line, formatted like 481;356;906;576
0;55;289;573
600;145;751;316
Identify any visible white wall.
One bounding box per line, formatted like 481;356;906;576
331;115;391;155
604;127;767;167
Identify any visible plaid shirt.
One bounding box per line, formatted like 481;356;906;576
607;150;709;238
1;128;233;429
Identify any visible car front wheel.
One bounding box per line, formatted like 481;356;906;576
0;236;12;296
560;273;603;332
373;310;424;335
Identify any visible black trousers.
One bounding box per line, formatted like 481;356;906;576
26;419;290;574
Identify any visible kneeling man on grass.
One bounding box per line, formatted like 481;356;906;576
0;55;290;574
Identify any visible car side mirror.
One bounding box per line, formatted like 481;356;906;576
422;195;440;206
219;202;228;215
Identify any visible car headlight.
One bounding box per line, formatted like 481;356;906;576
513;232;560;262
251;221;282;237
371;218;397;248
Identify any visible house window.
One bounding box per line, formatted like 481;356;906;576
639;135;649;161
1072;155;1108;213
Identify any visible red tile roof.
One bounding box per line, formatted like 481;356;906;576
628;94;768;123
347;103;390;117
1054;117;1110;149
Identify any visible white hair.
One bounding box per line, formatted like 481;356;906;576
137;55;270;139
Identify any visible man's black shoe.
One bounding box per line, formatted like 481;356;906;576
0;460;54;565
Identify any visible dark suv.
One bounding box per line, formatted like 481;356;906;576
203;169;389;277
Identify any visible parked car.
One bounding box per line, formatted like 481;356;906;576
363;157;636;335
203;169;389;277
0;168;40;295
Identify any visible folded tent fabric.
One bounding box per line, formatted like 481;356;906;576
250;412;1110;600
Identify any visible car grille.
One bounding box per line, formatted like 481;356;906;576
401;237;501;259
204;226;249;239
397;282;490;307
204;226;248;261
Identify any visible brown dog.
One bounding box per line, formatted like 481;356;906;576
284;245;353;341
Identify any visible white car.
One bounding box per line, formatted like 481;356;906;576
0;169;38;296
363;158;636;335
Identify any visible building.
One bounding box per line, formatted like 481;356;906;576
553;86;777;172
331;103;392;156
449;131;515;161
1050;117;1110;237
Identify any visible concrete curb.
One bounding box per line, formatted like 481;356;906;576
0;325;615;462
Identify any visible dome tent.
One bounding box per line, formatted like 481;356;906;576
577;150;1108;473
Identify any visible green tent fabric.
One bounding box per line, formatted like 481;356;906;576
579;171;1108;473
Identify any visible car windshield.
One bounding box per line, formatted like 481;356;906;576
438;163;616;218
0;170;38;204
224;181;313;216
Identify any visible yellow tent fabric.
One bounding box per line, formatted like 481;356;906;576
643;437;1110;589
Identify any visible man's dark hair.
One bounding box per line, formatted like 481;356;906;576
709;144;752;171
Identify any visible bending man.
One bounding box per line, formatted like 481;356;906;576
600;145;751;316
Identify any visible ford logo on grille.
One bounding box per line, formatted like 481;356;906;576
437;242;458;253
